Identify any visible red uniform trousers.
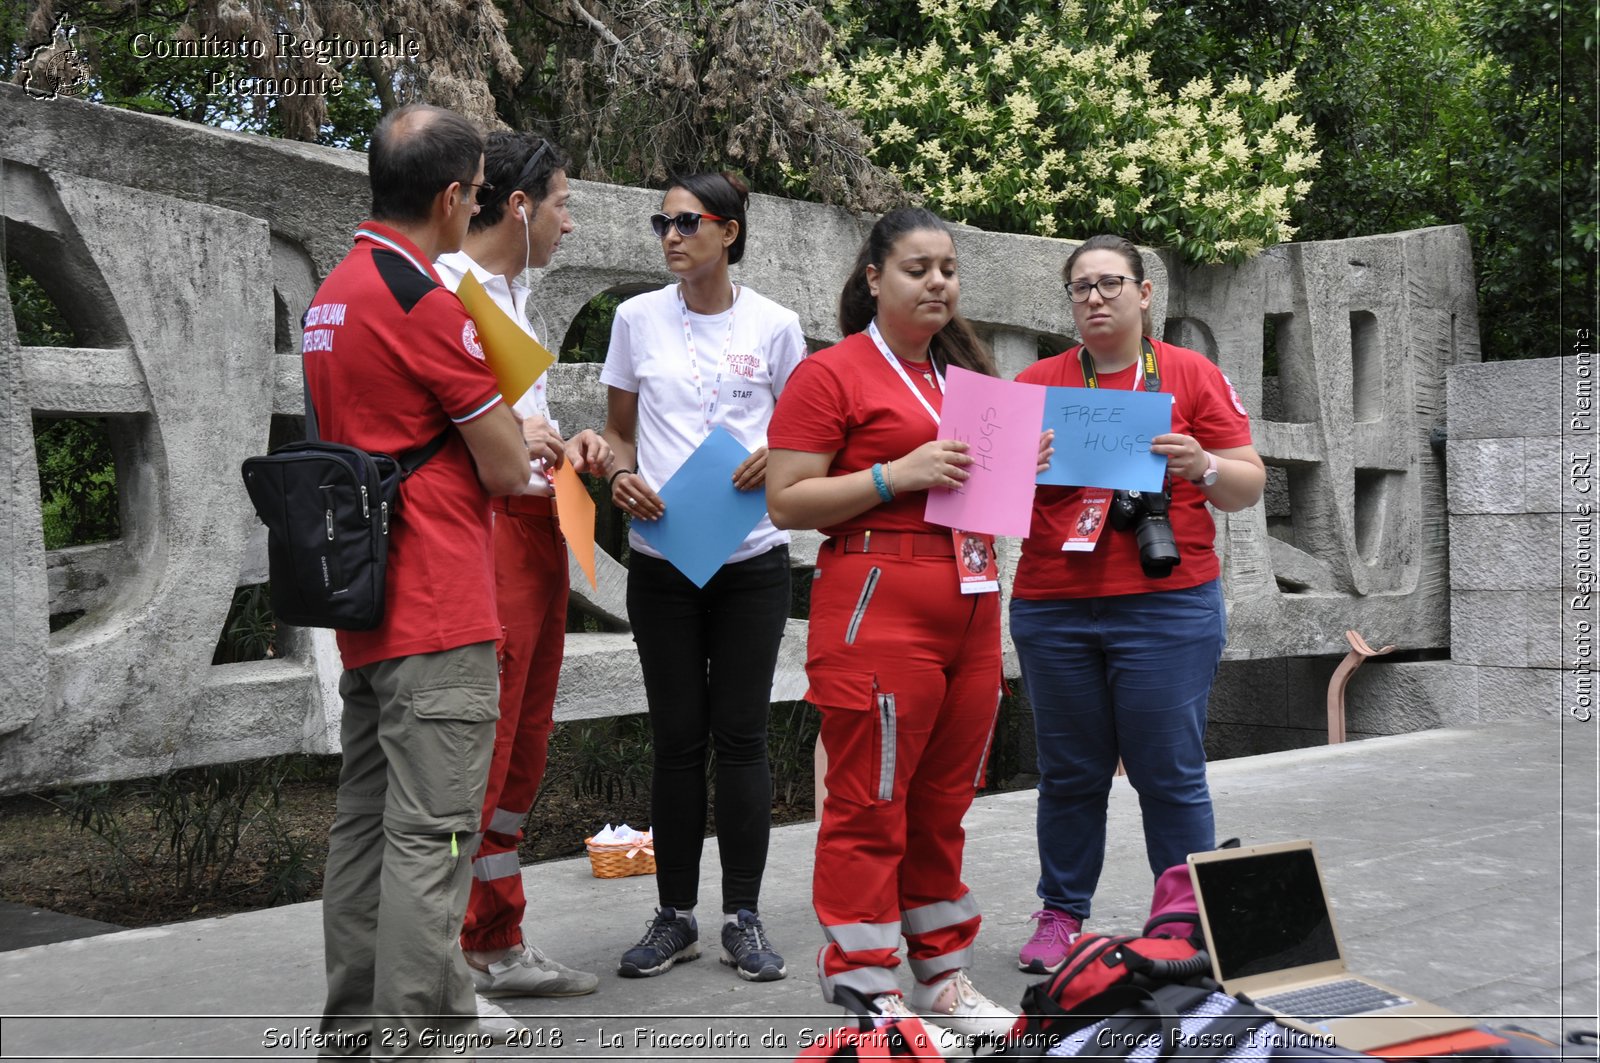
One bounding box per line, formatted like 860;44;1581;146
461;495;569;951
807;537;1003;1003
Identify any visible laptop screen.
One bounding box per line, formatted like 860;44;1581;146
1194;846;1341;981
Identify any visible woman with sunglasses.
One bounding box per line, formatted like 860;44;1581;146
1011;234;1264;975
764;207;1015;1048
599;171;807;984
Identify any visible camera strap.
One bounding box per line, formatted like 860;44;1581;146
1078;336;1161;392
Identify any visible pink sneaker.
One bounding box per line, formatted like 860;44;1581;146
1018;908;1081;974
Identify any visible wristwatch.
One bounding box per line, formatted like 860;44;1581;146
1193;452;1219;487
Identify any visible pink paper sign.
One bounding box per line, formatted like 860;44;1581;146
924;365;1047;538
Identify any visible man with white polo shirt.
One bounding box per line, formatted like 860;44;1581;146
434;132;610;1027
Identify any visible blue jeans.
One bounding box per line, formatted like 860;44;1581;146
1010;579;1225;919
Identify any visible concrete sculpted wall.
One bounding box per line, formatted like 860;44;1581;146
0;83;1480;793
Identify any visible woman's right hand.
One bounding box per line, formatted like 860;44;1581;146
891;439;973;493
612;470;665;521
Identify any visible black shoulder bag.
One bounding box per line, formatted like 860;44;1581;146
240;376;449;631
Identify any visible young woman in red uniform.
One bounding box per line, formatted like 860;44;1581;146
766;207;1014;1046
1012;234;1265;975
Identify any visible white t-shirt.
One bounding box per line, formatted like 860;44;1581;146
600;283;806;563
435;250;555;495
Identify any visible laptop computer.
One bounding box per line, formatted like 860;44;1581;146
1187;839;1477;1052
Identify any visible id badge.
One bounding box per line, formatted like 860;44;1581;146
953;529;999;594
1061;490;1112;552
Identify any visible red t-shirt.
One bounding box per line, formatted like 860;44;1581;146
1013;339;1254;599
767;331;950;538
303;222;506;669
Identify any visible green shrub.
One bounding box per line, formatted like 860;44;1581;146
817;0;1318;263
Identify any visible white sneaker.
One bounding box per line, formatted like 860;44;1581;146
870;992;969;1057
908;970;1016;1041
475;994;526;1039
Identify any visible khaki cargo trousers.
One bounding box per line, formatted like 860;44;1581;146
317;641;499;1060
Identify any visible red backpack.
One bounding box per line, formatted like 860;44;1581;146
996;859;1278;1060
1014;931;1215;1025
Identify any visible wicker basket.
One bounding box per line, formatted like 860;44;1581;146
583;835;656;879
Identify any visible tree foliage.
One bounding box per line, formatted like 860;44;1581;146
1130;0;1594;356
6;0;1592;354
820;0;1319;264
9;0;516;144
6;0;902;206
490;0;902;208
1457;0;1595;357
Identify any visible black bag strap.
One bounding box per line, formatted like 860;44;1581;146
303;363;449;478
398;429;451;476
303;370;321;441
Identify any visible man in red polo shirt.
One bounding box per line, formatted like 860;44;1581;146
304;103;538;1058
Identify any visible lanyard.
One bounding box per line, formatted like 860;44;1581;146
678;284;738;435
1079;336;1161;392
868;319;943;426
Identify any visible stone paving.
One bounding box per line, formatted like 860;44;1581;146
1;718;1595;1061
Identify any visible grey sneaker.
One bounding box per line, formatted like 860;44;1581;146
470;942;599;997
618;907;699;978
719;909;787;981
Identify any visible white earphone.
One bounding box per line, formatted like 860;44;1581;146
517;200;532;277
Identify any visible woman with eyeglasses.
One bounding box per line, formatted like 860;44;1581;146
599;171;807;984
1011;234;1265;976
764;207;1016;1048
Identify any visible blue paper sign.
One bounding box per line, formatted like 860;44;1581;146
634;427;769;588
1037;386;1174;492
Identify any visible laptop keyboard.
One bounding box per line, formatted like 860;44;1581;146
1256;979;1413;1021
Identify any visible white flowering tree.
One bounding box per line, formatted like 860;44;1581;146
814;0;1321;263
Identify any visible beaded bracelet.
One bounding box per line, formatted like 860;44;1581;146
870;463;894;503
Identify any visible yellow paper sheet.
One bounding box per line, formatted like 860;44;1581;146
552;462;598;589
455;272;556;404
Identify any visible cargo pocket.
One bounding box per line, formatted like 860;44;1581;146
806;668;897;804
805;666;877;711
397;681;499;832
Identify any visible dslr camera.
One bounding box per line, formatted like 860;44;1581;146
1108;483;1181;578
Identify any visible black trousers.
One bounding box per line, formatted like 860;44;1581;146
626;545;791;913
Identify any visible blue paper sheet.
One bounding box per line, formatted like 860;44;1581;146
1037;386;1174;492
634;427;769;588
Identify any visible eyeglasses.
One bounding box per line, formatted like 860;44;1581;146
463;180;496;205
1065;274;1137;302
650;211;728;239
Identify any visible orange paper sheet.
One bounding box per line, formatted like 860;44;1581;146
455;272;556;403
552;462;598;589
